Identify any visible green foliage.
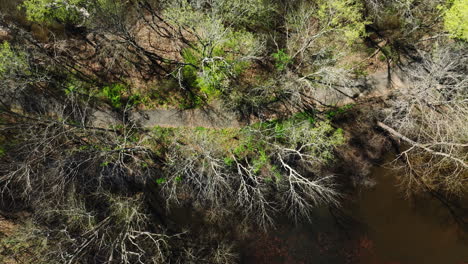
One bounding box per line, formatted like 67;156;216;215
177;114;346;179
206;0;274;28
0;41;14;75
128;93;147;107
179;28;256;100
291;112;316;124
443;0;468;40
174;176;183;182
21;0;86;24
166;5;260;104
368;0;447;44
252;150;268;174
0;41;28;78
177;91;204;109
65;78;147;108
271;49;292;71
100;83;126;109
64;83;77;95
152;126;174;140
316;0;369;44
326;104;355;119
223;157;235;166
379;45;400;61
378;53;387;61
162;0;274;28
63;77;89;95
156;178;167;185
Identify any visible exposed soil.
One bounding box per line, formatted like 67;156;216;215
0;216;17;237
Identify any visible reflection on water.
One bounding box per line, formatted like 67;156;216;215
356;162;468;264
242;154;468;264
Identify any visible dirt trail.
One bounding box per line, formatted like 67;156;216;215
91;69;408;129
130;107;241;129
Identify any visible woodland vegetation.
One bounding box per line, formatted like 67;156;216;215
0;0;466;263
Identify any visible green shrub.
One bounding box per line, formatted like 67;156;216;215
179;28;256;100
63;77;90;96
166;5;261;104
21;0;86;24
229;116;345;174
0;41;28;78
162;0;274;29
326;104;355;119
271;49;292;71
443;0;468;40
101;83;126;109
156;178;167;185
316;0;369;44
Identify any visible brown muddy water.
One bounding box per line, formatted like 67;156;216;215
241;155;468;264
354;164;468;264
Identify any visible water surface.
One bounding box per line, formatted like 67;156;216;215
242;157;468;264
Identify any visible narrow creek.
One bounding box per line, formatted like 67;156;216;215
241;154;468;264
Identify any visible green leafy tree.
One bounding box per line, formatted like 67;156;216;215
161;0;274;28
271;49;292;71
21;0;88;24
284;0;369;69
165;3;262;102
316;0;369;44
0;41;28;78
443;0;468;40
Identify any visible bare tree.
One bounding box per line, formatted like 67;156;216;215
0;39;178;263
159;119;342;229
379;43;468;197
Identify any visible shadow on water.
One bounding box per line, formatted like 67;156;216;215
241;153;468;264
